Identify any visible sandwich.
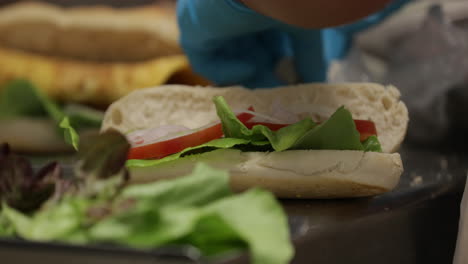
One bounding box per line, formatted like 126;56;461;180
0;1;210;153
101;83;409;198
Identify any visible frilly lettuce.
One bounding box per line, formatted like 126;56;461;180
0;163;293;264
214;95;376;151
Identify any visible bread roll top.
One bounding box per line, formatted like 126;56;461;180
0;1;180;61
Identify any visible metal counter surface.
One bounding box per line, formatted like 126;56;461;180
282;146;466;264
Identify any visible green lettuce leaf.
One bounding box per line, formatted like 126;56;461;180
213;96;317;151
362;135;383;152
33;85;65;123
214;96;379;152
291;106;363;150
0;210;14;237
1;198;91;243
194;188;293;264
60;117;80;151
0;80;46;118
1;204;31;237
120;163;232;204
32;87;81;150
0;79;65;122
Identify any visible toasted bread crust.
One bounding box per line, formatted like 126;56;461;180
0;1;181;61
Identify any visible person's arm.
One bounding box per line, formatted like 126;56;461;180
239;0;393;28
177;0;410;87
177;0;283;86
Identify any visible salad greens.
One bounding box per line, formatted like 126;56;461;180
0;210;14;237
0;80;46;118
215;96;316;151
0;79;103;150
87;164;292;264
214;96;380;152
0;143;61;212
0;132;294;264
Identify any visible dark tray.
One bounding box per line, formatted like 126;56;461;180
0;144;466;264
282;146;466;264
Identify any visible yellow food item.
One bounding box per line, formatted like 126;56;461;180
0;47;207;105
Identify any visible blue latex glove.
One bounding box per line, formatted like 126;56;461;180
178;0;411;88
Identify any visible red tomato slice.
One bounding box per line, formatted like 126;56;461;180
354;120;378;141
127;111;254;160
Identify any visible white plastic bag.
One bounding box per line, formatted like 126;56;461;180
328;3;468;146
355;0;468;57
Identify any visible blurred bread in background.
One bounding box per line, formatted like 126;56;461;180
0;1;180;61
0;1;210;105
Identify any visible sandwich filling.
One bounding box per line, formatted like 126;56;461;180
126;96;382;167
